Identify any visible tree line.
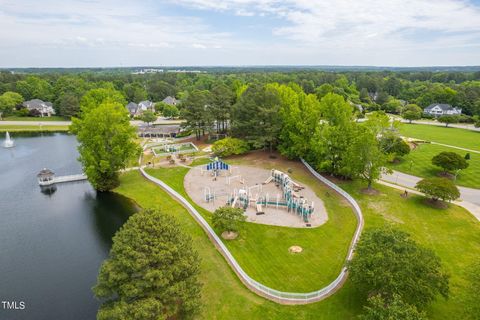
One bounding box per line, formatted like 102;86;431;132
1;69;480;118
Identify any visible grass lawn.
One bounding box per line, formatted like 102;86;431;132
115;164;480;319
388;143;480;189
144;159;357;292
0;125;69;132
1;116;68;121
116;170;362;320
399;123;480;152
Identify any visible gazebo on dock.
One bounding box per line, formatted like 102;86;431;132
37;168;55;185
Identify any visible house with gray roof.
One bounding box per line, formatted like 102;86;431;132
126;102;139;116
424;103;462;117
162;96;180;106
22;99;55;117
138;100;155;112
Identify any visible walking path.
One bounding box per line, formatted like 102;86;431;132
430;141;480;154
402;120;480;132
381;170;480;221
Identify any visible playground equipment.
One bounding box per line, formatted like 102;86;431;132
201;158;231;178
204;187;229;204
226;169;314;222
263;169;314;222
227;175;244;185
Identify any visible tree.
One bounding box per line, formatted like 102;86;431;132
402;104;423;123
348;227;449;309
310;93;356;176
93;208;202;320
416;177;460;202
231;83;282;150
71;102;139;191
343;126;388;189
147;80;176;101
438;115;460;127
180;90;213;140
474;115;480;128
211;206;246;233
360;294;427;320
57;93;79;118
432;151;469;174
379;136;411;159
15;76;53;101
79;87;126;114
464;262;480;319
210;84;234;133
140;110;157;126
278;84;321;159
123;82;148;103
212;137;249;157
0;91;23;118
383;98;403;114
162;104;179;118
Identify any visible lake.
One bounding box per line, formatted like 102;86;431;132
0;132;137;319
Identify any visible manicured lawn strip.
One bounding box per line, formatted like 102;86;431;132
340;180;480;319
0;125;69;132
1;116;68;121
116;169;480;319
116;170;361;320
399;123;480;152
145;164;357;292
387;143;480;189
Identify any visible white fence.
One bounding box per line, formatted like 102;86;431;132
139;158;364;304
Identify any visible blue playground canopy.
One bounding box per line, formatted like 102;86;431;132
206;160;229;171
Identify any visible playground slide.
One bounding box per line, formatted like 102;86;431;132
263;176;273;184
231;196;238;208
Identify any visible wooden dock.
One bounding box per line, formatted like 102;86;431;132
38;174;87;186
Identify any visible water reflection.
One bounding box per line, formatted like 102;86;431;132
0;133;137;320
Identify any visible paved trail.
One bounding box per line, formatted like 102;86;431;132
381;170;480;221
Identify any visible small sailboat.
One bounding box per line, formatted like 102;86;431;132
3;131;14;148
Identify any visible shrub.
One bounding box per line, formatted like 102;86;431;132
212;137;249;157
416;177;460;202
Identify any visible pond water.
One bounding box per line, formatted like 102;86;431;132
0;132;137;319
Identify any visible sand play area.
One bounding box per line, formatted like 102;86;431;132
184;164;328;228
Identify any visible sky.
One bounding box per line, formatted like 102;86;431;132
1;0;480;67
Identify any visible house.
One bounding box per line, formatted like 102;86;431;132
424;104;462;117
138;100;155;112
22;99;55;117
162;96;180;106
126;102;139;116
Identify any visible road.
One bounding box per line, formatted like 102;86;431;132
381;169;480;220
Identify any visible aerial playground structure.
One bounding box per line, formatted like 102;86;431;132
226;169;315;223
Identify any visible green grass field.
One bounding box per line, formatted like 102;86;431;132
388;143;480;189
399;123;480;152
1;116;68;121
115;168;480;319
144;162;357;292
0;125;69;132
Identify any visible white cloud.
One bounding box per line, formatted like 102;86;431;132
0;0;479;66
192;43;207;49
172;0;480;48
